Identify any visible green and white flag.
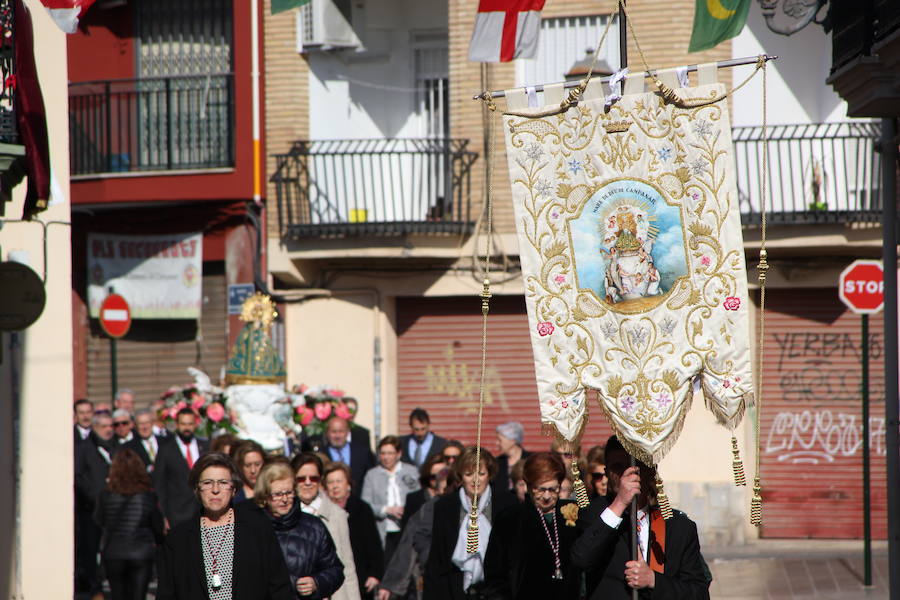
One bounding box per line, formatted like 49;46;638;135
688;0;750;53
272;0;310;15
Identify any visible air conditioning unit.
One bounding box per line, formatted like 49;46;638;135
296;0;361;52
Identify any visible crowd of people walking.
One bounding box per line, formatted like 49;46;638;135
74;393;712;600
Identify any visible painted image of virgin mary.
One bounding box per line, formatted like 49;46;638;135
601;211;661;304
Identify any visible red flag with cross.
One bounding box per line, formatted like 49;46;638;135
469;0;547;63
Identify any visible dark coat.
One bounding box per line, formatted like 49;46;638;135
401;488;429;531
75;433;116;513
301;424;372;454
345;493;384;593
152;436;209;527
399;433;448;467
93;489;164;561
424;489;517;600
321;438;376;492
156;503;294;600
260;500;345;599
483;498;581;600
571;497;710;600
125;434;168;470
492;450;531;494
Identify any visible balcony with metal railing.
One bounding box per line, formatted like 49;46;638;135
733;122;882;226
68;73;234;177
271;138;478;239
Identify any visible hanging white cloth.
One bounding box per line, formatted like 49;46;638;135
451;485;492;591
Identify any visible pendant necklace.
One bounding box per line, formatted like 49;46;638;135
202;509;233;590
536;506;563;580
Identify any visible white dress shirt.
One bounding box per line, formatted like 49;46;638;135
601;506;650;559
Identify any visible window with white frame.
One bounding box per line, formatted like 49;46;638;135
517;14;620;89
413;32;449;140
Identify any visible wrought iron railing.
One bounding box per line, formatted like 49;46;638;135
272;138;478;238
69;73;234;176
733;122;882;226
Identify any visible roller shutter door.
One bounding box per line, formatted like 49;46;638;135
86;265;228;408
759;288;888;539
396;295;613;453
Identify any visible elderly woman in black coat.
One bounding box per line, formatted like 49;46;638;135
156;452;293;600
483;452;581;599
256;461;345;598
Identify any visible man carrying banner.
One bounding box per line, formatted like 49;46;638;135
572;436;711;599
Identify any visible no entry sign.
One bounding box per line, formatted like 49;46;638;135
838;260;884;314
99;293;132;338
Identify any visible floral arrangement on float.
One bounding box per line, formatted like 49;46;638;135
290;384;358;438
157;368;239;438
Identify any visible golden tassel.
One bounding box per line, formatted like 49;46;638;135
655;474;673;520
731;436;746;486
570;459;590;509
750;476;763;526
653;78;682;105
466;502;480;553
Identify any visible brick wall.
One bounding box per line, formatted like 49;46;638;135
447;0;733;236
263;0;310;241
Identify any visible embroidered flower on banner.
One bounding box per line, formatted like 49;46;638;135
567;158;583;174
525;142;544;161
657;147;672;162
537;321;555;336
723;296;741;311
627;326;649;348
660;317;677;337
652;392;672;409
692;119;713;138
600;321;618;341
701;255;711;266
535;179;554;198
620;396;637;414
690;158;708;176
554;274;566;284
723;380;732;389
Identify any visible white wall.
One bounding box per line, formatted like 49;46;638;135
732;7;847;126
308;0;448;141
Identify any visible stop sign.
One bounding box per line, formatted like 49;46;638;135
99;293;132;338
839;260;884;314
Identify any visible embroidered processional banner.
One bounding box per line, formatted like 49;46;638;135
503;70;753;465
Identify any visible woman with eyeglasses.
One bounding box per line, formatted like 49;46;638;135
291;452;362;600
585;445;608;498
483;452;581;599
156;452;293;600
255;462;345;598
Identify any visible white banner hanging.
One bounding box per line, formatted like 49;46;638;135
502;82;753;465
87;232;203;320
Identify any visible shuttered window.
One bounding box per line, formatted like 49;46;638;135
758;288;887;539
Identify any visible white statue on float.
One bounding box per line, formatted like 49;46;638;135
219;292;299;451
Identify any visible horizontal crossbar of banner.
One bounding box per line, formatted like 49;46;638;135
472;54;779;100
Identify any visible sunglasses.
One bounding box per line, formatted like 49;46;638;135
295;475;321;484
114;421;131;427
591;471;607;481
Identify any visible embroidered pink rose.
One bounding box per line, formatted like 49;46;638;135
701;256;711;266
561;400;569;409
537;321;555;336
334;402;352;420
723;296;741;311
723;380;731;389
296;406;314;426
314;402;333;421
554;275;566;284
206;402;225;423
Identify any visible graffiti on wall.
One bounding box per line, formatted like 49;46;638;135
424;346;510;414
765;410;886;464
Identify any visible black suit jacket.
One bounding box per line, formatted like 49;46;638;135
345;493;384;593
152;437;209;527
571;497;710;600
401;488;429;531
75;434;116;513
322;438;375;492
125;434;168;470
424;488;517;600
399;433;448;468
301;424;372;454
156;503;293;600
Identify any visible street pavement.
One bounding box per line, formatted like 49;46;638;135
706;540;890;599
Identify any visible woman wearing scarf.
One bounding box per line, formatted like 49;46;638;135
483;452;581;599
424;447;515;600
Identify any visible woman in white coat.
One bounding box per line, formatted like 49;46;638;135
361;435;420;562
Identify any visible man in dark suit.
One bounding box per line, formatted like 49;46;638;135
74;411;116;599
153;408;209;528
322;416;375;491
73;398;93;444
125;408;167;471
571;436;711;600
399;407;447;469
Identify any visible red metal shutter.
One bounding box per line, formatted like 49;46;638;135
759;288;888;539
396;295;613;453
